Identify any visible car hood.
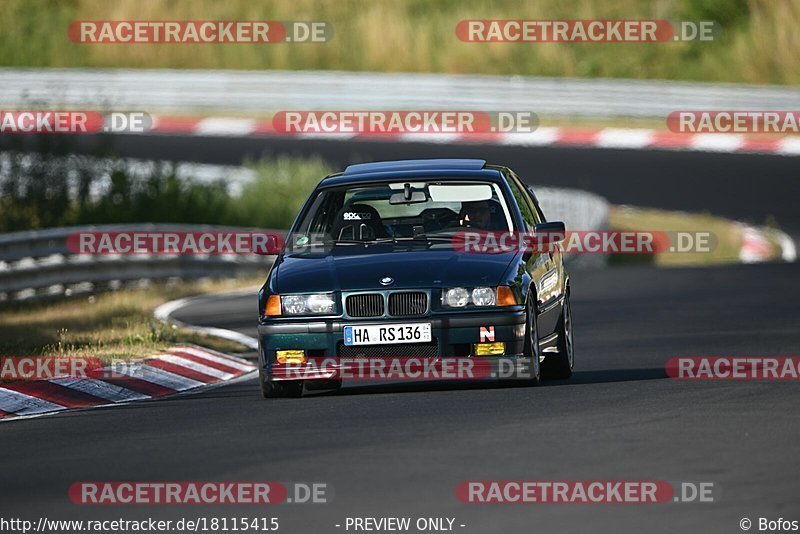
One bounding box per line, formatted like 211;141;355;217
272;244;518;293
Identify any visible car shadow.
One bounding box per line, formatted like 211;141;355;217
307;367;668;397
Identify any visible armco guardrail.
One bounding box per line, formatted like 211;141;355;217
0;188;608;303
2;68;799;118
537;187;609;269
0;224;277;303
537;187;608;236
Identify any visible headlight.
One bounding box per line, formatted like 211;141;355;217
471;287;496;306
442;286;517;308
443;287;469;307
280;293;336;315
306;293;336;314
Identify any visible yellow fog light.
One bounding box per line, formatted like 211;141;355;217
276;350;306;364
474;342;505;356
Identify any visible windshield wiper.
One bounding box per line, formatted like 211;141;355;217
418;235;454;241
332;239;372;245
373;235;453;244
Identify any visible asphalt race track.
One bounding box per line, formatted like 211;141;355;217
2;262;798;532
1;139;798;533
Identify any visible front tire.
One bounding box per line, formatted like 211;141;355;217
522;294;542;385
542;292;574;379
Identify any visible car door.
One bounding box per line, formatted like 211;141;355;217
506;170;563;309
504;171;552;303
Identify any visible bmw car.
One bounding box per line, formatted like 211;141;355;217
257;159;573;397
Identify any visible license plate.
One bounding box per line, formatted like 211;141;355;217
344;323;432;346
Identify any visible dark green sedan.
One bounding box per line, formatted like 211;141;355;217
257;159;573;397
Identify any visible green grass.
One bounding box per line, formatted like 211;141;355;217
1;0;798;84
609;205;782;266
237;156;333;229
0;278;261;362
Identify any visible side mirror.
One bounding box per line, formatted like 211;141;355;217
534;221;566;244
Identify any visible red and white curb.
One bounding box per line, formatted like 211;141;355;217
739;225;797;264
0;345;255;422
145;116;800;157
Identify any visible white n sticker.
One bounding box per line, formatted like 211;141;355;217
480;326;495;342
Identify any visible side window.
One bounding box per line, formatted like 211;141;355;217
304;191;342;236
506;175;537;231
508;172;544;225
531;199;547;223
527;189;547;223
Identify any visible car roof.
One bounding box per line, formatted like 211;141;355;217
344;158;487;175
319;159;502;187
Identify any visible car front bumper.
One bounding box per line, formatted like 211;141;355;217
258;308;527;380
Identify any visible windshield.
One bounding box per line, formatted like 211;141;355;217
291;180;514;245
